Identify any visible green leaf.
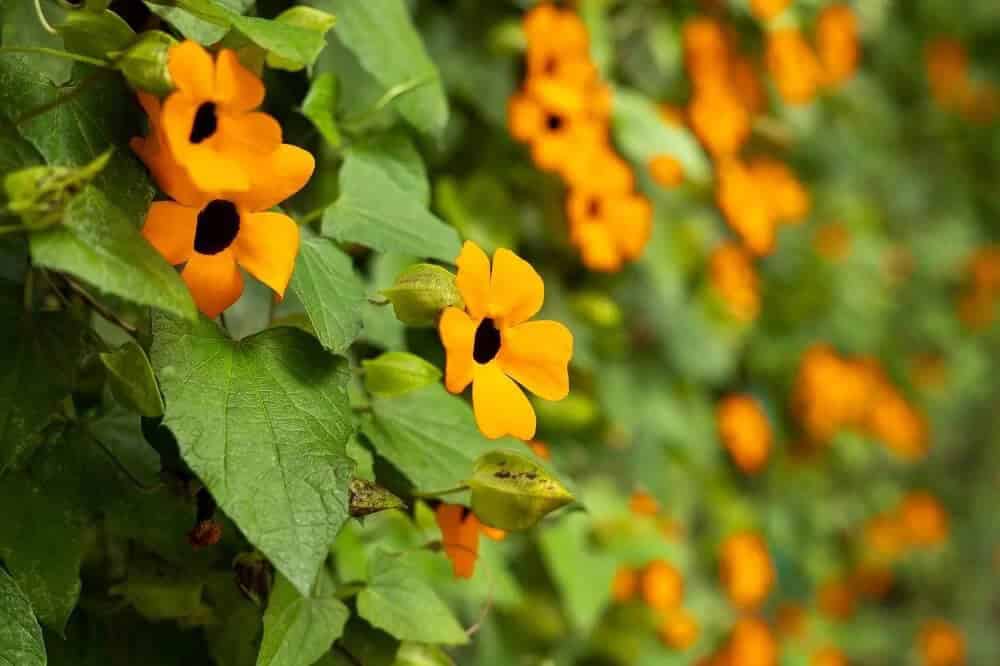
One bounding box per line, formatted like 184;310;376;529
100;340;164;417
322;134;460;263
289;236;365;354
0;569;46;666
108;557;207;622
265;6;337;71
392;643;455;666
150;314;356;595
0;291;85;472
357;550;467;645
467;450;575;531
256;571;349;666
362;352;442;397
29;186;197;320
144;0;252;44
0;0;72;84
230;15;328;71
302;72;342;147
362;384;514;491
327;0;448;137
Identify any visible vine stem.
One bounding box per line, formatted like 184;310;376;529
63;276;139;336
85;431;162;492
34;0;57;35
0;47;113;69
340;73;437;130
411;484;469;499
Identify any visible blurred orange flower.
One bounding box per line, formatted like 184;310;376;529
767;29;823;105
811;646;848;666
716;158;776;255
919;620;966;666
641;560;684;611
659;607;700;650
611;567;639;602
750;0;791;22
710;242;760;322
728;617;777;666
899;491;949;547
717;395;771;473
816;4;860;86
649;155;685;188
817;577;856;620
720;531;774;609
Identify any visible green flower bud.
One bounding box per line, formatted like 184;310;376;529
534;391;599;432
349;478;406;518
362;351;442;397
381;264;463;327
117;31;177;96
4;150;111;230
466;450;574;531
571;291;623;328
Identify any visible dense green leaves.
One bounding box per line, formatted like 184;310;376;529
357;550;467;646
322;133;460;262
0;569;45;666
257;572;349;666
150;314;356;595
289;236;365;354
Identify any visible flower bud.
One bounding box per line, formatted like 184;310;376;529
381;263;463;327
4;150;111;230
362;351;442;397
118;31;177;96
467;450;574;531
349;478;405;517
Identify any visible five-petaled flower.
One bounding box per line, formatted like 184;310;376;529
435;503;505;579
439;241;573;440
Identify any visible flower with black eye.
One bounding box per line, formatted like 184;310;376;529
159;40;282;193
438;241;573;440
435;503;505;580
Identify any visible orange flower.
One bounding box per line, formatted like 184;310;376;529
717;395;771;473
919;620;966;666
526;440;552;460
716;158;776;255
690;89;751;157
926;39;968;107
611;567;638;602
435;503;480;579
562;145;635;194
864;512;907;562
851;565;893;599
748;157;811;223
659;607;700;650
566;189;653;272
730;55;767;114
814;223;852;261
629;490;659;517
899;491;949;547
750;0;791;22
775;603;808;639
709;242;760;322
816;4;859;86
134;100;313;318
720;532;774;609
439;242;573;440
728;617;777;666
766;29;823;105
865;384;928;460
811;646;848;666
817;577;856;620
648;155;685;188
640;560;684;611
160;41;282;192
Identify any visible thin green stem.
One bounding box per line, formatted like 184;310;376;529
85;431;162;492
34;0;57;35
63;276;138;335
0;47;113;69
297;205;327;226
341;73;437;129
411;484;469;499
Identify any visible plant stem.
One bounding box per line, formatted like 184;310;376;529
16;67;114;126
34;0;57;35
340;73;437;129
0;47;113;69
85;431;162;492
63;276;138;336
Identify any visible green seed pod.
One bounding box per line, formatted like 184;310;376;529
349;478;406;518
4;150;111;230
362;351;442;397
571;291;623;328
467;450;574;531
118;31;177;97
381;263;464;327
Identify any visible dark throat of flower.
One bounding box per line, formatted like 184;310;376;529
194;200;240;255
189;102;219;143
473;317;502;364
545;113;564;131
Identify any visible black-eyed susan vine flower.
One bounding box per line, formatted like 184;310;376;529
438;241;573;440
435;503;505;579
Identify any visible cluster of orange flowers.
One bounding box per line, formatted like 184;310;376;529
508;4;652;272
957;245;1000;329
611;559;699;650
864;491;951;564
926;38;1000;123
793;344;928;459
133;41;314;317
434;503;505;579
716;394;772;473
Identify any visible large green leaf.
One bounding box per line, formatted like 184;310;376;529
357;550;467;645
0;569;46;666
362;384;515;491
323;0;448;137
289;236;365;354
29;187;197;320
322;135;459;263
150;314;356;595
144;0;252;44
257;571;349;666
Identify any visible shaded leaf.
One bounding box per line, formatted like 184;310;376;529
289;236;365;354
257;571;349;666
100;340;164;417
302;72;342;147
0;569;46;666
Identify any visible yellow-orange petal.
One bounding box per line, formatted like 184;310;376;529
216;111;283;164
161;95;250;193
438;307;477;393
230;144;315;212
182;250;243;318
497;320;572;401
233;212;300;299
455;241;491;319
489;248;544;326
167;41;215;100
435;504;479;579
142;201;197;265
471;362;536;440
574;223;622;272
479;524;506;541
215;49;265;113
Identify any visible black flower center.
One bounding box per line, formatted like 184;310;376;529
586;197;602;218
194;200;240;255
546;113;564;131
189;102;218;143
473;317;502;364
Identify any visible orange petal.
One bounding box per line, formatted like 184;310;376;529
455;241;491;319
497;320;573;401
167;41;215;100
216;111;283;163
142;201;196;265
435;504;479;579
489;248;544;326
479;524;506;541
232;212;299;299
181;250;243;318
215;49;265;113
471;362;536;440
161;94;249;193
229;144;315;212
438;307;477;394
